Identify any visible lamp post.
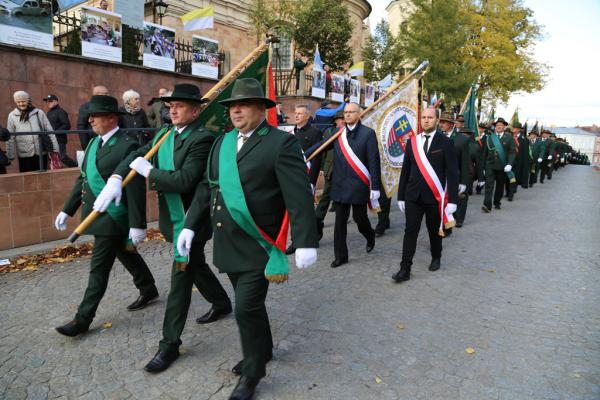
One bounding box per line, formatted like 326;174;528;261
153;0;168;25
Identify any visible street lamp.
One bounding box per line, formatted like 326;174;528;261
153;0;168;25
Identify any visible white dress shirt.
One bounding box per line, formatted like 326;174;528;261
99;126;119;146
420;131;435;153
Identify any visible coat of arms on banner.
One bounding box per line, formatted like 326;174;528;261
381;105;417;168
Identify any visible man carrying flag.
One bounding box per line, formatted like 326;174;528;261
178;78;319;400
392;107;458;283
94;84;233;373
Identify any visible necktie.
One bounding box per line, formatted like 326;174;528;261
423;134;430;154
98;139;103;149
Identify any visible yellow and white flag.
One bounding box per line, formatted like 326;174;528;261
348;61;364;77
181;6;214;31
362;78;419;197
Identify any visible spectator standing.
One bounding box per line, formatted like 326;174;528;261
7;91;59;172
147;88;168;128
43;94;77;167
119;89;151;144
77;85;109;150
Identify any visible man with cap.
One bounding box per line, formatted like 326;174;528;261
548;133;558;177
511;122;531;191
285;104;323;254
178;78;319;400
439;111;470;229
480;117;516;212
475;122;489;194
307;102;381;268
94;83;233;372
53;95;159;337
43;94;77;167
539;129;553;183
313;109;345;239
528;129;542;186
77;86;109;149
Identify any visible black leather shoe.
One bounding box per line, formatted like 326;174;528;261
507;197;513;202
55;320;88;337
285;245;296;255
455;222;463;228
196;305;233;324
494;204;501;210
330;258;348;268
232;354;272;376
127;290;159;311
444;228;453;237
481;205;491;213
366;237;375;253
392;268;410;283
229;376;260;400
144;350;179;373
429;258;441;271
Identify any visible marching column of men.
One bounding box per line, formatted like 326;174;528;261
53;84;572;399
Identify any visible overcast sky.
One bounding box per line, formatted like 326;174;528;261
367;0;600;127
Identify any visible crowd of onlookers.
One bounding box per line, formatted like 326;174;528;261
0;87;172;174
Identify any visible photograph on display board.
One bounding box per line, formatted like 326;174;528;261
331;74;345;102
365;84;375;106
0;0;53;50
191;35;220;79
311;70;326;99
80;6;121;62
57;0;88;11
143;21;175;71
349;79;361;104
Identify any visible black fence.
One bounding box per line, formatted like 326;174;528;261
52;11;225;77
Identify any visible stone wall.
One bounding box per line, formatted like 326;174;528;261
0;168;159;251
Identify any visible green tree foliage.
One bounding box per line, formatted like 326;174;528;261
363;20;402;82
291;0;353;70
248;0;295;43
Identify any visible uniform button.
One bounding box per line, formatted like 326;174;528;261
216;222;222;227
217;205;221;211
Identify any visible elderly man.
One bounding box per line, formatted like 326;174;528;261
308;102;381;268
78;85;110;149
53;95;158;337
94;84;233;372
480;118;516;212
147;88;169;128
178;78;319;400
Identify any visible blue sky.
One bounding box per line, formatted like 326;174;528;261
367;0;600;127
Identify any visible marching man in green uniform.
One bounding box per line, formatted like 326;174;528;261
480;117;517;212
94;84;232;372
54;95;159;337
528;129;542;186
178;78;319;400
539;129;553;183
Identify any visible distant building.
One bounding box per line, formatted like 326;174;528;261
554;127;600;166
386;0;413;37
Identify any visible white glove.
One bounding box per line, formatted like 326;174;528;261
537;158;542;163
54;211;69;231
547;155;552;160
129;228;146;246
93;176;122;212
370;190;380;201
477;181;485;188
176;228;195;258
295;248;317;269
560;158;564;162
397;200;405;213
445;203;457;215
129;157;153;178
458;184;466;194
504;165;512;172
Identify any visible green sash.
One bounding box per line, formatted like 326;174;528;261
153;126;188;264
82;135;132;245
489;134;516;183
217;128;289;283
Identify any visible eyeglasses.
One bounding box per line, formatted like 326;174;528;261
344;111;359;114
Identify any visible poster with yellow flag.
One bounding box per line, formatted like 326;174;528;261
362;78;419;198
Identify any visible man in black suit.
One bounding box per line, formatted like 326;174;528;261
308;102;381;268
393;107;458;283
285;104;323;255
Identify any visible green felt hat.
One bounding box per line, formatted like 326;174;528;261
160;83;208;103
88;95;124;115
219;78;276;109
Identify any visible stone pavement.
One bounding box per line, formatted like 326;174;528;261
1;165;599;400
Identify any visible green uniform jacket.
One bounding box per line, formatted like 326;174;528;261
451;132;471;186
513;132;531;184
531;138;544;160
468;138;484;182
481;132;517;173
321;126;336;180
62;129;146;236
185;121;319;273
114;119;215;244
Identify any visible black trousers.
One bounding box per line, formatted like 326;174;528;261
227;270;273;379
484;169;505;208
159;240;231;352
18;155;47;172
334;202;374;260
529;163;540;186
74;235;157;328
314;178;332;221
455;192;469;224
376;194;391;231
540;162;551;182
401;200;442;268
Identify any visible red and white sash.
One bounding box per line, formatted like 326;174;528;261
410;133;455;233
337;128;379;209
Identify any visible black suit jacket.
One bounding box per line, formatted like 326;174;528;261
398;130;458;205
294;123;322;185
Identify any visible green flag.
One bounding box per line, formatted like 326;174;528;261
510;107;520;126
462;84;479;140
198;50;270;135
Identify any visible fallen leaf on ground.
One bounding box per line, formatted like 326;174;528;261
375;377;382;384
192;288;199;292
487;269;496;273
397;324;405;331
465;347;475;354
102;322;113;329
573;373;582;379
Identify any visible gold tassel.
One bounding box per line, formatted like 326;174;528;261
266;274;288;284
175;262;188;272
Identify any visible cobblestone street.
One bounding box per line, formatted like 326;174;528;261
1;165;599;400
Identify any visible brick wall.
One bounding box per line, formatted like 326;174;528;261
0;168;159;250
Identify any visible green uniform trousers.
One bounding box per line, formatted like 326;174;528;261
159;240;231;352
376;194;392;231
75;235;157;329
455;192;469;224
484;169;506;209
227;269;273;379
